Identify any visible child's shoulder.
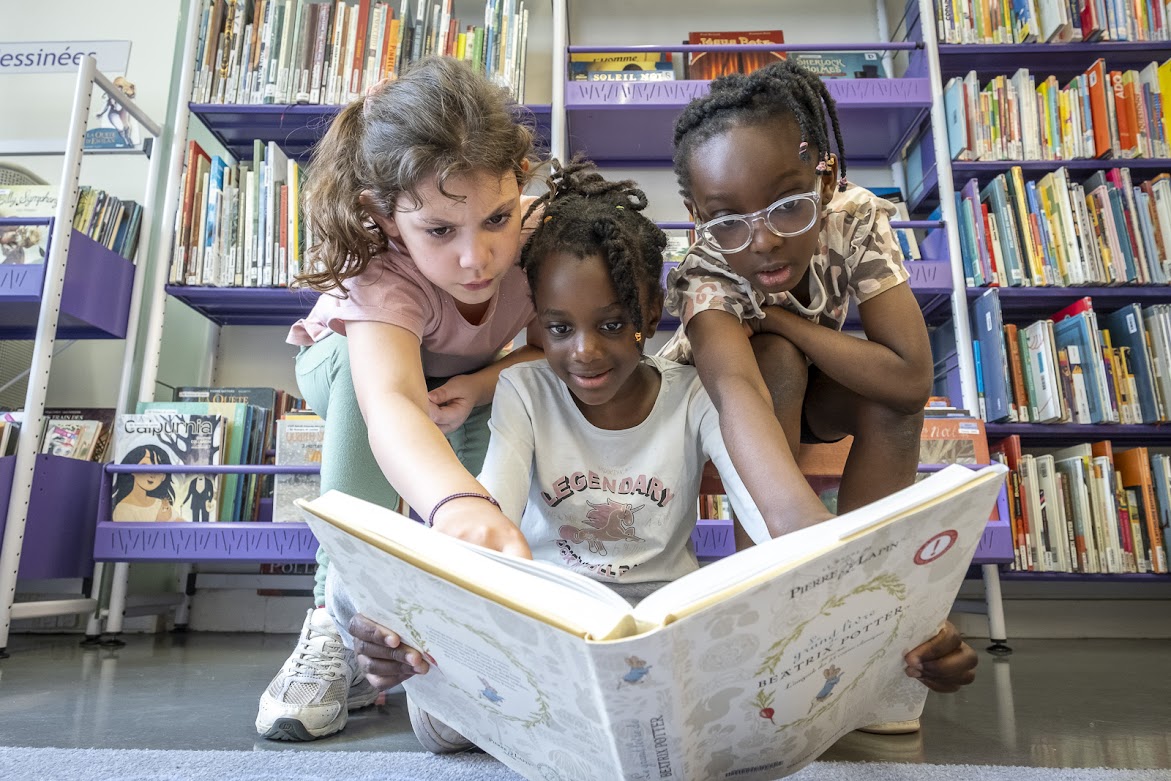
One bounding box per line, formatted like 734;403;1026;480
823;183;899;228
646;355;704;399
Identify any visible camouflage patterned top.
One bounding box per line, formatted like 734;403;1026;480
658;184;910;364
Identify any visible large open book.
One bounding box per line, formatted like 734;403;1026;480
298;464;1006;781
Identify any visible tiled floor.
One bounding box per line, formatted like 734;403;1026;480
0;633;1167;769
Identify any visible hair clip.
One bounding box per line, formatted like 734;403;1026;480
634;331;642;343
798;140;809;161
616;205;625;210
838;174;848;192
543;215;554;223
815;160;828;173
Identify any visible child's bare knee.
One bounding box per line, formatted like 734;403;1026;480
856;403;924;454
751;333;808;394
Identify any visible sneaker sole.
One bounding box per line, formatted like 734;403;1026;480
258;717;340;742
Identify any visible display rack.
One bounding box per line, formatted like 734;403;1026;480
0;56;166;656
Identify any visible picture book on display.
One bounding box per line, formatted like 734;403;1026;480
299;465;1006;781
686;30;785;80
111;413;225;523
0;185;55;265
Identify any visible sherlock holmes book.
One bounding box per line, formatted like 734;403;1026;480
299;465;1005;781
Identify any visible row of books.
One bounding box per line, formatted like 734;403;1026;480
110;387;304;523
972;293;1171;425
991;435;1170;575
0;408;116;462
945;60;1171;163
934;0;1169;44
192;0;531;107
0;185;143;266
169;140;312;288
956;166;1171;288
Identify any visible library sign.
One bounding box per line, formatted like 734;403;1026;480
0;41;131;74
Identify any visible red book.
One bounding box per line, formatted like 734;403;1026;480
687;30;784;80
1085;59;1111;158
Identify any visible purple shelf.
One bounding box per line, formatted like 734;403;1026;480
938;42;1171;80
93;520;319;563
107;463;319;475
566;78;930;166
190;103;553;162
986;422;1171;445
166;284;321;326
994;570;1171;582
0;455;103;579
0;229;134;340
568;43;921;54
966;285;1171;319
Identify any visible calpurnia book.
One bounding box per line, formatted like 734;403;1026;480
299;464;1006;781
111;413;226;522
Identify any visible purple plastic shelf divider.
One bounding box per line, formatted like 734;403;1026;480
0;229;134;340
566;78;930;166
190;103;553;163
92;521;319;563
166;284;321;326
938;42;1171;80
0;454;104;579
692;518;735;560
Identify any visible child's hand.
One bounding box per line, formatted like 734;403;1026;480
904;621;978;693
349;613;431;690
427;376;479;434
431;500;533;559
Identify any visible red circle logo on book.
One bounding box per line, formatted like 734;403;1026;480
914;531;958;565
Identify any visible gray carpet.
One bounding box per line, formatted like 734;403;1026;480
0;748;1166;781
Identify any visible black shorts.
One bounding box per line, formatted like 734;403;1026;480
798;366;847;445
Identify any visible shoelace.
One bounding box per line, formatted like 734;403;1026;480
287;626;348;680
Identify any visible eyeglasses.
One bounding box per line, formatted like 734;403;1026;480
695;191;821;254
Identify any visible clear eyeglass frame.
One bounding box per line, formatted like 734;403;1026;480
695;191;822;254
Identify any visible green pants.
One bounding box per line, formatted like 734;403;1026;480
295;333;493;605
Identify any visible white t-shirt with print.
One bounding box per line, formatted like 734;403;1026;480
477;355;769;584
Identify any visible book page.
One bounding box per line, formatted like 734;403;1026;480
634;466;989;626
610;465;1006;780
307;511;628;780
299;491;635;639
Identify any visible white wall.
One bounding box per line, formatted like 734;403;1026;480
1;1;189;407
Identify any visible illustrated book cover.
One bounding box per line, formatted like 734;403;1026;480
111;413;226;522
299;464;1006;781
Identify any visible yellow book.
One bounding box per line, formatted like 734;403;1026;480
1157;59;1171;153
455;31;466;61
298;466;1006;781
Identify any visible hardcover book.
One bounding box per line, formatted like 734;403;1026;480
686;30;784;80
272;414;325;523
299;465;1006;781
0;185;56;265
111;413;226;522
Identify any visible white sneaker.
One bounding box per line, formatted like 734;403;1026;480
256;607;380;741
856;718;922;735
407;696;475;754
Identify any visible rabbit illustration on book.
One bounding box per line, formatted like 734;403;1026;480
617;656;652;689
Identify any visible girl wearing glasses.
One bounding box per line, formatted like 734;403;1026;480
661;61;936;733
661;59;933;596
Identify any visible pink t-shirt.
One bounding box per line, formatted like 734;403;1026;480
287;238;536;379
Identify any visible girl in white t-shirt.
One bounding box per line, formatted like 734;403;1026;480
259;56;543;742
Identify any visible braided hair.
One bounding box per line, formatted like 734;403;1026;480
672;59;848;199
522;158;667;351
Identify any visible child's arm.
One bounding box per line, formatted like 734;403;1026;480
347;320;532;557
427;322;544;433
696;382;823;540
688;309;835;527
475;375;538;525
752;284;933;415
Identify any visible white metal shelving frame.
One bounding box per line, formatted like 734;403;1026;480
0;56;167;654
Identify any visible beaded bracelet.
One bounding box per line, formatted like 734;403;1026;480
427;492;501;527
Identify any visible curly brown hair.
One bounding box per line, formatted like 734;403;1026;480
298;56;538;294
